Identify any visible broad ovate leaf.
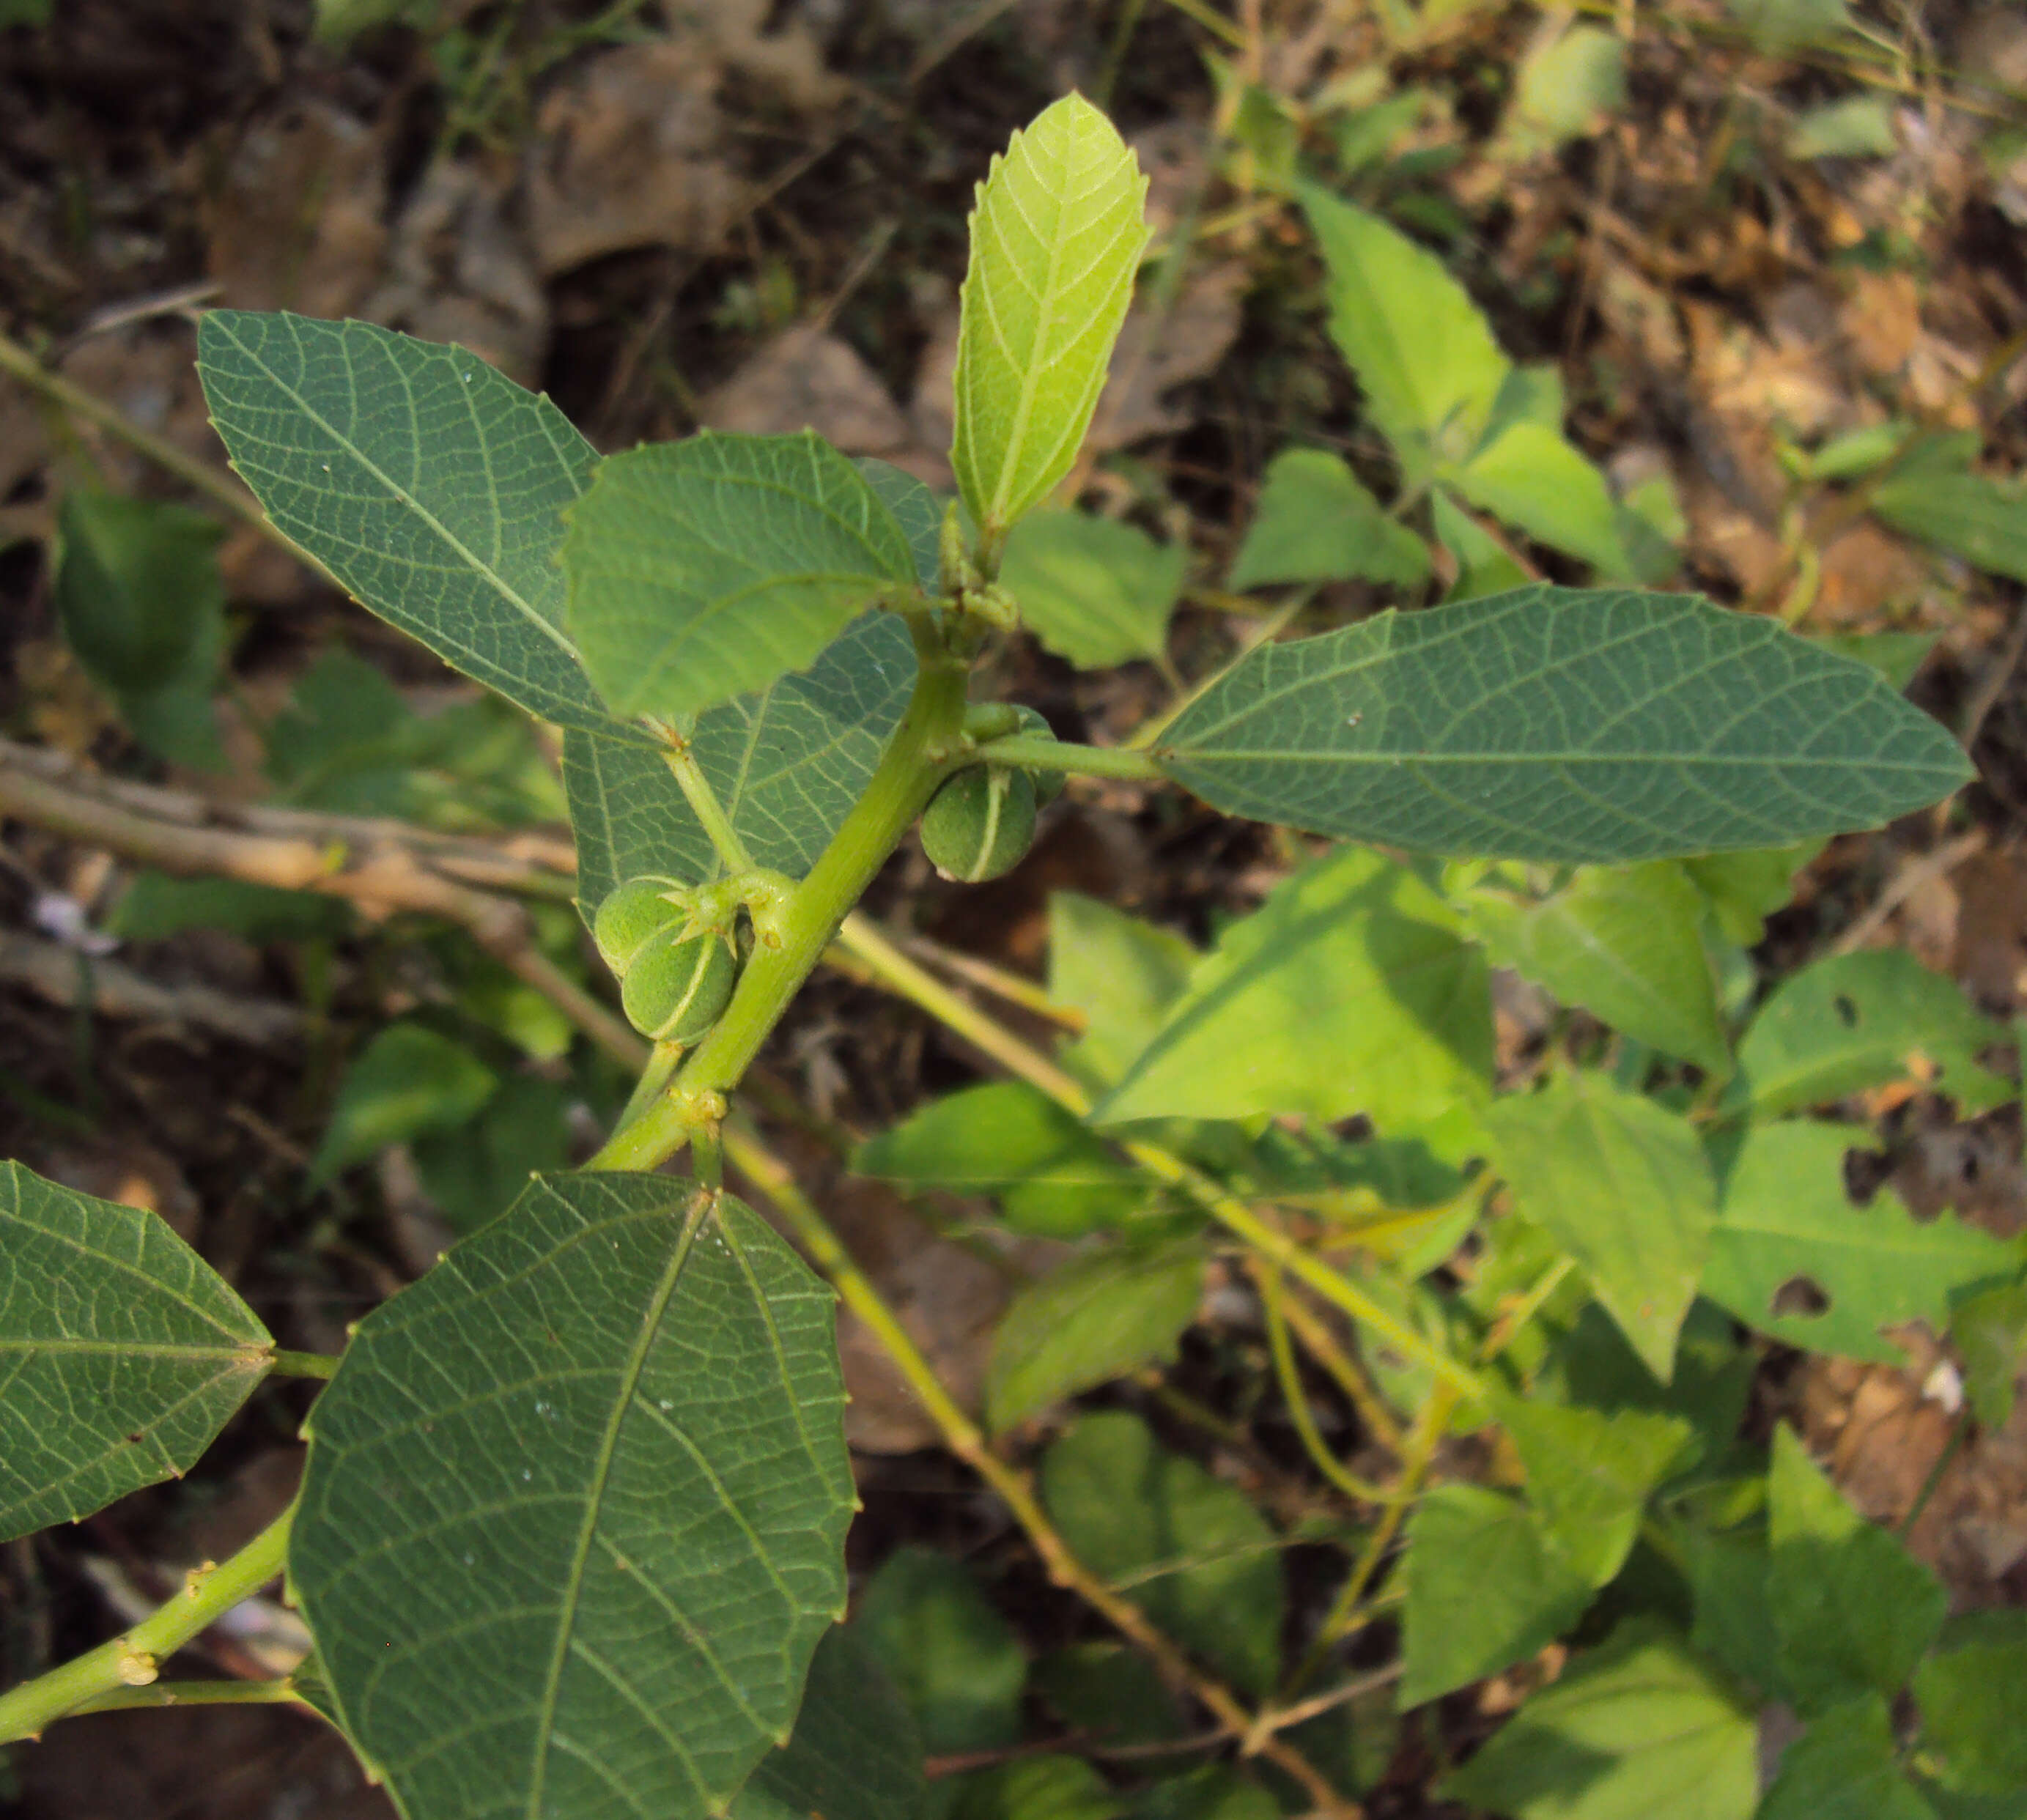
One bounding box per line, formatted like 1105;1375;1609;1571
1299;183;1510;484
731;1626;926;1820
1449;421;1631;575
952;95;1151;541
1702;1120;2018;1364
1758;1695;1938;1820
0;1161;272;1541
291;1174;854;1820
1485;1072;1714;1381
1096;844;1491;1132
1228;448;1430;591
1046;892;1199;1091
1151;585;1971;864
564;432;917;722
198;311;619;735
564;612;916;903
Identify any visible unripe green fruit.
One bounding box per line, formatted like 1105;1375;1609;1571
592;876;689;976
921;765;1038;883
619;926;738;1043
1011;704;1064;805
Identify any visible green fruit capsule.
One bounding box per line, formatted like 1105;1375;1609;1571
921;765;1038;883
592;876;689;977
619;927;738;1043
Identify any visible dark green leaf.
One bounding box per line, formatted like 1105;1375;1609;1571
1033;1643;1184;1750
857;458;945;592
1485;1073;1714;1381
197;311;619;733
292;1175;854;1820
108;872;351;944
0;1161;273;1541
411;1073;573;1235
1761;1695;1936;1820
1769;1424;1946;1714
1684;1529;1786;1700
1400;1484;1596;1706
986;1243;1204;1432
1702;1121;2018;1364
731;1625;927;1820
853;1080;1145;1238
1727;949;2015;1120
953;1757;1125;1820
564;612;916;904
1096;845;1490;1131
1000;511;1185;669
1915;1635;2027;1797
1151;585;1971;864
564;432;916;722
1042;1410;1284;1697
1440;1622;1757;1820
309;1022;499;1185
1470;863;1728;1073
857;1547;1026;1757
55;489;227;769
1228;449;1430;591
1131;1768;1280;1820
1501;1397;1695;1588
1543;1302;1754;1475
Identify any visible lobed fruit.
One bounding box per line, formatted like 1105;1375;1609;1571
921;764;1038;883
619;926;739;1043
592;876;690;977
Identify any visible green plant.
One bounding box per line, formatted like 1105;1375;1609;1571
2;90;2021;1820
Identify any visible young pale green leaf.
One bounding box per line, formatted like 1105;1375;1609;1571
1702;1120;2018;1364
563;612;916;903
1485;1072;1714;1381
1914;1631;2027;1796
1228;448;1430;591
1760;1696;1938;1820
1724;0;1852;48
309;1022;499;1185
1046;893;1198;1090
291;1174;854;1820
1683;843;1818;945
564;432;916;722
1727;949;2015;1120
1043;1410;1284;1697
56;489;228;770
1471;862;1729;1074
951;95;1150;540
1448;422;1631;574
1872;469;2027;584
986;1242;1204;1432
1500;23;1627;157
1440;1623;1758;1820
853;1080;1145;1238
857;1547;1027;1757
1433;488;1532;602
998;510;1185;668
1151;585;1972;864
1787;95;1899;160
730;1626;926;1820
0;1162;273;1542
1768;1425;1946;1714
1399;1484;1596;1706
197;311;621;735
1500;1397;1695;1590
1299;184;1510;483
1096;845;1491;1132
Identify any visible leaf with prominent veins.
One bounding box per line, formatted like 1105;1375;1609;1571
198;311;626;736
1153;585;1971;863
952;95;1150;541
290;1173;854;1820
0;1161;272;1541
564;433;917;722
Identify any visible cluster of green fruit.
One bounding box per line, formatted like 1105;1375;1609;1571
592;878;745;1044
920;707;1061;884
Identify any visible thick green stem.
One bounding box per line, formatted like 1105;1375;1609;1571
0;1506;292;1742
266;1350;338;1381
978;736;1166;781
587;632;972;1172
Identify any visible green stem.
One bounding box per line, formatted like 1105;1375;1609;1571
266;1350;338;1380
587;631;972;1172
979;737;1166;781
0;1506;293;1742
659;744;757;876
67;1678;306;1717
